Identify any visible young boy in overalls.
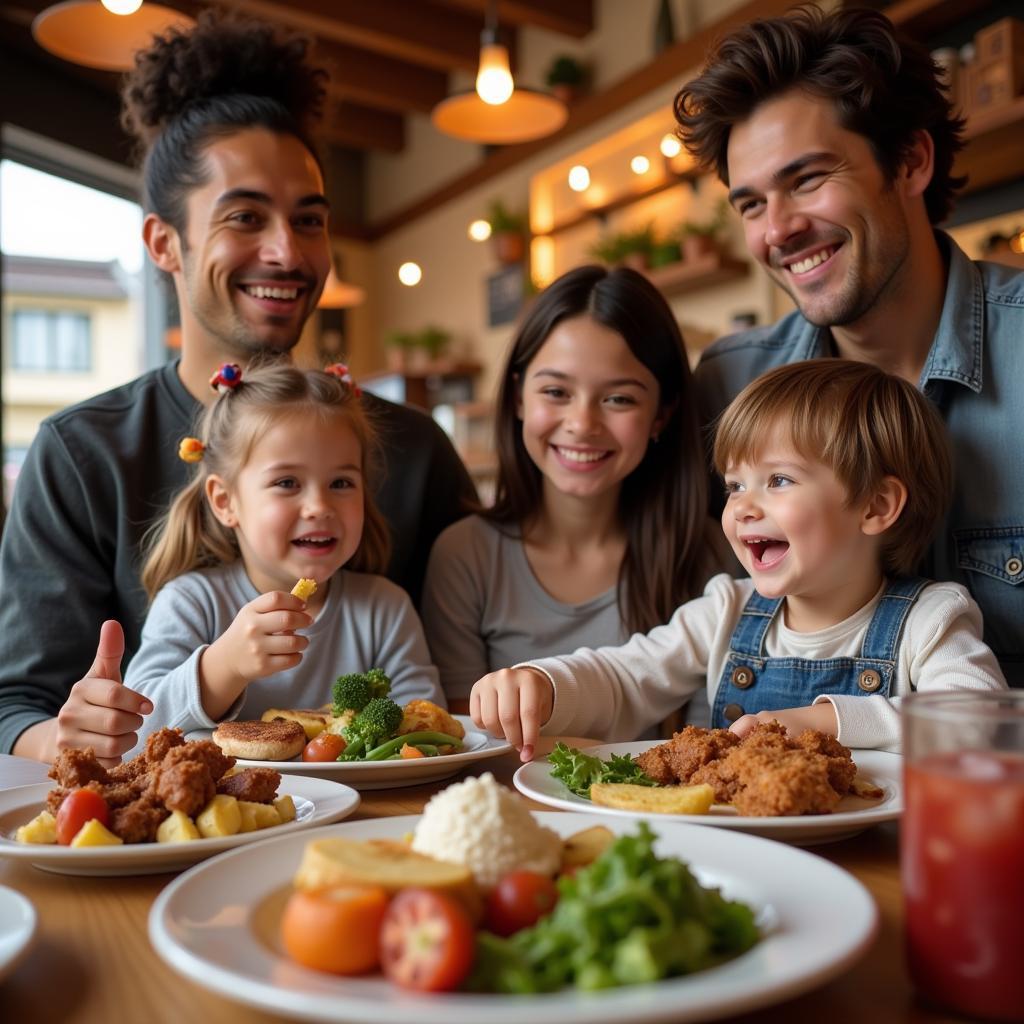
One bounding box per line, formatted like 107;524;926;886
468;360;1007;759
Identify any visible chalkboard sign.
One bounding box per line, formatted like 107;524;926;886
486;264;525;327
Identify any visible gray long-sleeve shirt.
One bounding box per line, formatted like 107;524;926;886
123;560;443;757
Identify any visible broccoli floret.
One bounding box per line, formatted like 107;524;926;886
340;696;403;759
331;669;392;716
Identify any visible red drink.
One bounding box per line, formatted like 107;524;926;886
902;750;1024;1020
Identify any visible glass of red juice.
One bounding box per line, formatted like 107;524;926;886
902;691;1024;1021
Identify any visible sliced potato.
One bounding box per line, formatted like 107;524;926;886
238;800;282;832
70;819;123;847
157;810;201;843
261;708;329;740
273;794;297;823
590;782;715;815
560;824;615;871
195;794;242;838
15;810;58;845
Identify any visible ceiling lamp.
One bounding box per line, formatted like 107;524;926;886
32;1;195;73
317;266;365;310
431;0;568;146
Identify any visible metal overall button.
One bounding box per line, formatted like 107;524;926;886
1006;556;1023;577
858;669;882;692
723;703;745;722
731;666;754;689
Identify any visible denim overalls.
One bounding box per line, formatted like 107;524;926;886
711;578;928;728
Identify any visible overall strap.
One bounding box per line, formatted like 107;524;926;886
729;589;783;658
860;577;931;662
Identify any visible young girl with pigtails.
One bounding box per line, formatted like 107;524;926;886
123;360;444;756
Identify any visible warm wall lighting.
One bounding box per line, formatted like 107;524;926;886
1012;231;1024;255
568;165;590;192
630;155;651;175
398;262;422;286
101;0;142;13
660;134;682;158
468;219;492;241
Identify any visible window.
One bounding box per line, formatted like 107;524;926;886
11;309;91;372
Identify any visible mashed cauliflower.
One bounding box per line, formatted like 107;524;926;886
411;772;562;888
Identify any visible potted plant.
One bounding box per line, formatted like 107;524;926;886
588;223;656;270
678;199;728;262
416;325;451;363
648;237;682;269
545;54;587;104
486;198;528;265
385;330;417;372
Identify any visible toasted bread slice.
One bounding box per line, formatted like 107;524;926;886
212;720;306;761
560;825;615;872
590;782;715;815
294;837;480;918
261;708;330;740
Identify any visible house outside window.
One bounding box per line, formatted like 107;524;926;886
12;309;92;372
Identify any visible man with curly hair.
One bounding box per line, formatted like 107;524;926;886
675;5;1024;688
1;14;476;763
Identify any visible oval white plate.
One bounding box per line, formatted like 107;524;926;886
150;812;877;1024
0;776;360;876
232;715;511;789
0;885;37;982
514;744;902;845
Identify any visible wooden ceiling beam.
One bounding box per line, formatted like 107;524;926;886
216;0;485;72
322;101;405;153
437;0;593;37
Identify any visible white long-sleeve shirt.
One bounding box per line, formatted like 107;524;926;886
528;574;1006;750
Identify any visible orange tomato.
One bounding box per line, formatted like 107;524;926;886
302;733;346;762
280;885;389;974
400;743;425;759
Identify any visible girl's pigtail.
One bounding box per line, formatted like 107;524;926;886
141;475;209;599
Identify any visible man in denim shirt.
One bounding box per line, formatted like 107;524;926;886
675;7;1024;686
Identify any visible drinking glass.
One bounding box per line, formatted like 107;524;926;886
901;691;1024;1021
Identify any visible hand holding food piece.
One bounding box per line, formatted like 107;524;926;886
56;621;152;766
469;667;554;761
290;578;317;602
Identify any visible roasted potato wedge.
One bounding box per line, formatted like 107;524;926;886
590;782;715;815
560;825;615;871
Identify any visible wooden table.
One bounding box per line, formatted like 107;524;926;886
0;747;961;1024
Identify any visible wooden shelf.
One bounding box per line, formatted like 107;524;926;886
957;95;1024;194
881;0;999;38
642;252;750;296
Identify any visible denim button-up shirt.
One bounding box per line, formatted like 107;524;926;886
694;233;1024;687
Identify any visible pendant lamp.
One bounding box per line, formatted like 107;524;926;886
318;266;366;310
431;0;568;145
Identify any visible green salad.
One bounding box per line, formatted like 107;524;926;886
547;741;660;797
468;822;760;993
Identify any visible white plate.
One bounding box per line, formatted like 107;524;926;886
0;885;36;982
233;716;512;789
0;776;360;876
150;812;877;1024
514;744;902;845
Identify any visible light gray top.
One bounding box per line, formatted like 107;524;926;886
421;515;626;700
124;561;443;757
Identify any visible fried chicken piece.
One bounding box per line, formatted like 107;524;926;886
690;760;742;804
663;726;742;782
633;744;678;786
108;795;170;844
736;720;794;754
49;748;109;789
144;727;186;765
728;748;842;816
153;757;216;817
106;752;151;785
795;729;857;796
160;739;235;782
216;767;281;803
398;700;465;741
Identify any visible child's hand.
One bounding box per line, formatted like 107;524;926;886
55;620;152;766
470;667;554;762
729;702;839;739
201;592;313;715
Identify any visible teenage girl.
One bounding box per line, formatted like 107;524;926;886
421;265;731;711
124;361;443;753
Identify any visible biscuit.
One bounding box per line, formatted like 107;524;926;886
212;720;306;761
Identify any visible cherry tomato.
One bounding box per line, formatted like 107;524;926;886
55;788;110;846
280;885;389;975
399;743;425;759
380;888;475;992
484;870;559;936
302;733;346;762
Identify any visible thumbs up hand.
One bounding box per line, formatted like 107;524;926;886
56;621;153;767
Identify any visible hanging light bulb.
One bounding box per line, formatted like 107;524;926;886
101;0;143;14
476;39;514;105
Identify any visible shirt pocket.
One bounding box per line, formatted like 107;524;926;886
955;527;1024;585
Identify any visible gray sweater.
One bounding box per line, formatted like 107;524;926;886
123;561;443;757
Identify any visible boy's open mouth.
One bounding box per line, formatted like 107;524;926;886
744;537;790;568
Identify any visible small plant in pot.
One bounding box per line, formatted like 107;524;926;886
545;55;587;104
385;330;417;371
679;199;728;262
588;223;656;270
486;198;528;265
416;325;451;363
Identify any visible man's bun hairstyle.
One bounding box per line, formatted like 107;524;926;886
121;10;328;230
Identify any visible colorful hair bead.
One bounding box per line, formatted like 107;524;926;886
324;362;361;396
178;437;205;463
209;363;243;394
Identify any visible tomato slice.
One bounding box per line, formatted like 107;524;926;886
380;888;475;992
55;788;110;845
484;870;559;936
302;733;346;762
